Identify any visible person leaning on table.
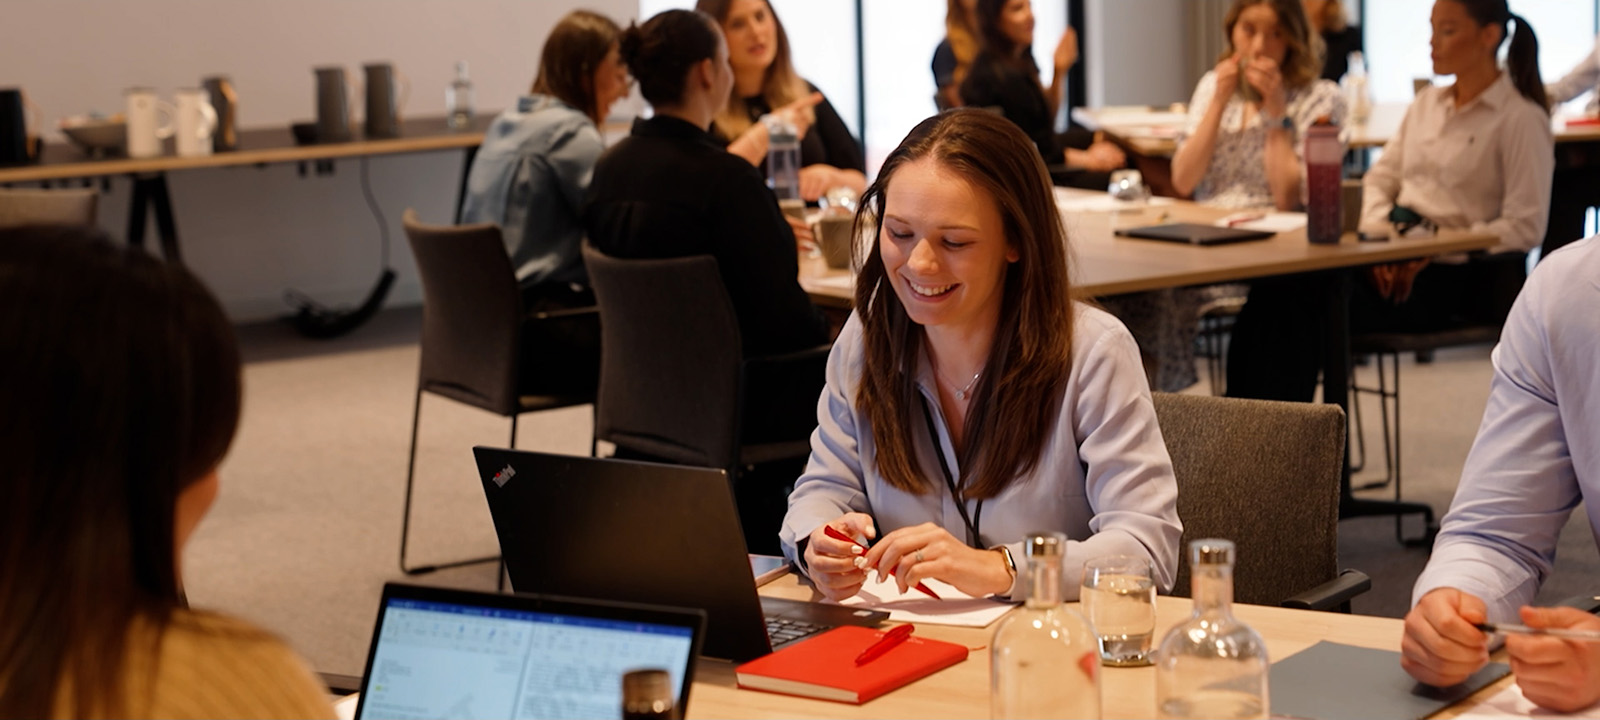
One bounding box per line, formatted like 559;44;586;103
696;0;867;205
957;0;1127;191
779;109;1182;602
1401;236;1600;714
0;226;334;719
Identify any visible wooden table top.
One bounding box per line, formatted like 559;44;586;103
1076;102;1600;158
800;192;1500;307
685;573;1513;719
0;115;493;183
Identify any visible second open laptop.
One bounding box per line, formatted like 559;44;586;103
473;448;888;662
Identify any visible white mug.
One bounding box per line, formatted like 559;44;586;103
174;88;218;157
125;88;175;158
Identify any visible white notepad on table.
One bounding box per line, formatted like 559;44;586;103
832;574;1016;628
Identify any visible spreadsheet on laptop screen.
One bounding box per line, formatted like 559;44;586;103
358;598;694;720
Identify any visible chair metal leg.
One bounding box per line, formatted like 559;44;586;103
399;389;501;575
1348;359;1367;474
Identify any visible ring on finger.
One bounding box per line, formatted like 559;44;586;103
915;549;926;563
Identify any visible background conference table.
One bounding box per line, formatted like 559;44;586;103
686;573;1507;719
1074;102;1600;158
799;192;1499;305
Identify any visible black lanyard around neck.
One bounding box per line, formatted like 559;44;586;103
918;394;984;548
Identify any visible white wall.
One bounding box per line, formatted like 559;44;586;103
6;0;636;321
1084;0;1191;107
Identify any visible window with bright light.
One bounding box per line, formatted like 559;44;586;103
861;1;1067;173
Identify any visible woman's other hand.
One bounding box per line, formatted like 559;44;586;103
862;523;1014;598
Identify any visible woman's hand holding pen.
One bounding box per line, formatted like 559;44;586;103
804;513;876;601
1503;606;1600;713
863;523;1013;599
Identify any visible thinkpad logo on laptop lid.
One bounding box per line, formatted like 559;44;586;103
491;464;516;487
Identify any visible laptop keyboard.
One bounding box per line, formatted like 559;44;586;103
765;616;827;648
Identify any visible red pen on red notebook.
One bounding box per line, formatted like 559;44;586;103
823;525;942;600
854;624;915;665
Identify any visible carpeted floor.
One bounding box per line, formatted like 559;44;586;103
182;306;1597;677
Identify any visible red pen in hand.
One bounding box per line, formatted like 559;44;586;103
855;624;915;665
823;525;942;600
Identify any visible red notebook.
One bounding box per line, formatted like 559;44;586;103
735;625;969;704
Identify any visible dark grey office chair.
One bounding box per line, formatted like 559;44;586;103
0;187;98;228
1153;392;1371;612
399;209;596;576
581;242;828;479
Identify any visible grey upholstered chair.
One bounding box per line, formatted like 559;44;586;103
1152;392;1370;612
0;187;98;228
581;242;827;479
399;209;596;576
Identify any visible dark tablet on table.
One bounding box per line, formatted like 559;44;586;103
1114;223;1275;246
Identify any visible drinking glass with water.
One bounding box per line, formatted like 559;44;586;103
1081;555;1157;667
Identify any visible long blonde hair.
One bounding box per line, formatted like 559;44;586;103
695;0;813;139
945;0;979;88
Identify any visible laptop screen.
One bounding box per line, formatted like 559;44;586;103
355;585;700;720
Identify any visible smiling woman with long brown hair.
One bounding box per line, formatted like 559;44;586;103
779;109;1180;602
0;226;333;718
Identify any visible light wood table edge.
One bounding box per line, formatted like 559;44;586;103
0;132;486;183
804;230;1499;306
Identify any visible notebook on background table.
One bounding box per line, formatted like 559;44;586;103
1115;222;1276;245
474;448;888;662
350;582;704;720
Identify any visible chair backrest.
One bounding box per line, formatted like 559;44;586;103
1152;392;1345;606
0;188;98;228
582;242;743;470
401;208;522;416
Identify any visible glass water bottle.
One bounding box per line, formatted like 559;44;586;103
1154;539;1268;719
991;532;1101;719
446;60;474;130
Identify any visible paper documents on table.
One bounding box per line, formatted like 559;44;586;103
1213;211;1307;232
1053;188;1175;213
834;573;1016;627
1452;683;1600;719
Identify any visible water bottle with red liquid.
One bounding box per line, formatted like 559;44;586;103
1304;118;1343;245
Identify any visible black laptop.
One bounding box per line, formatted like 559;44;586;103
352;582;704;720
473;448;888;662
1115;222;1275;245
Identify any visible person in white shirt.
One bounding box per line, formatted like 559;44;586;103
1228;0;1553;403
1542;33;1600;258
1546;33;1600;112
1402;236;1600;713
780;109;1182;602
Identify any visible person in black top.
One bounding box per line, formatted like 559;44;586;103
696;0;867;203
585;9;829;553
1304;0;1361;81
959;0;1126;190
932;0;980;110
585;10;826;361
